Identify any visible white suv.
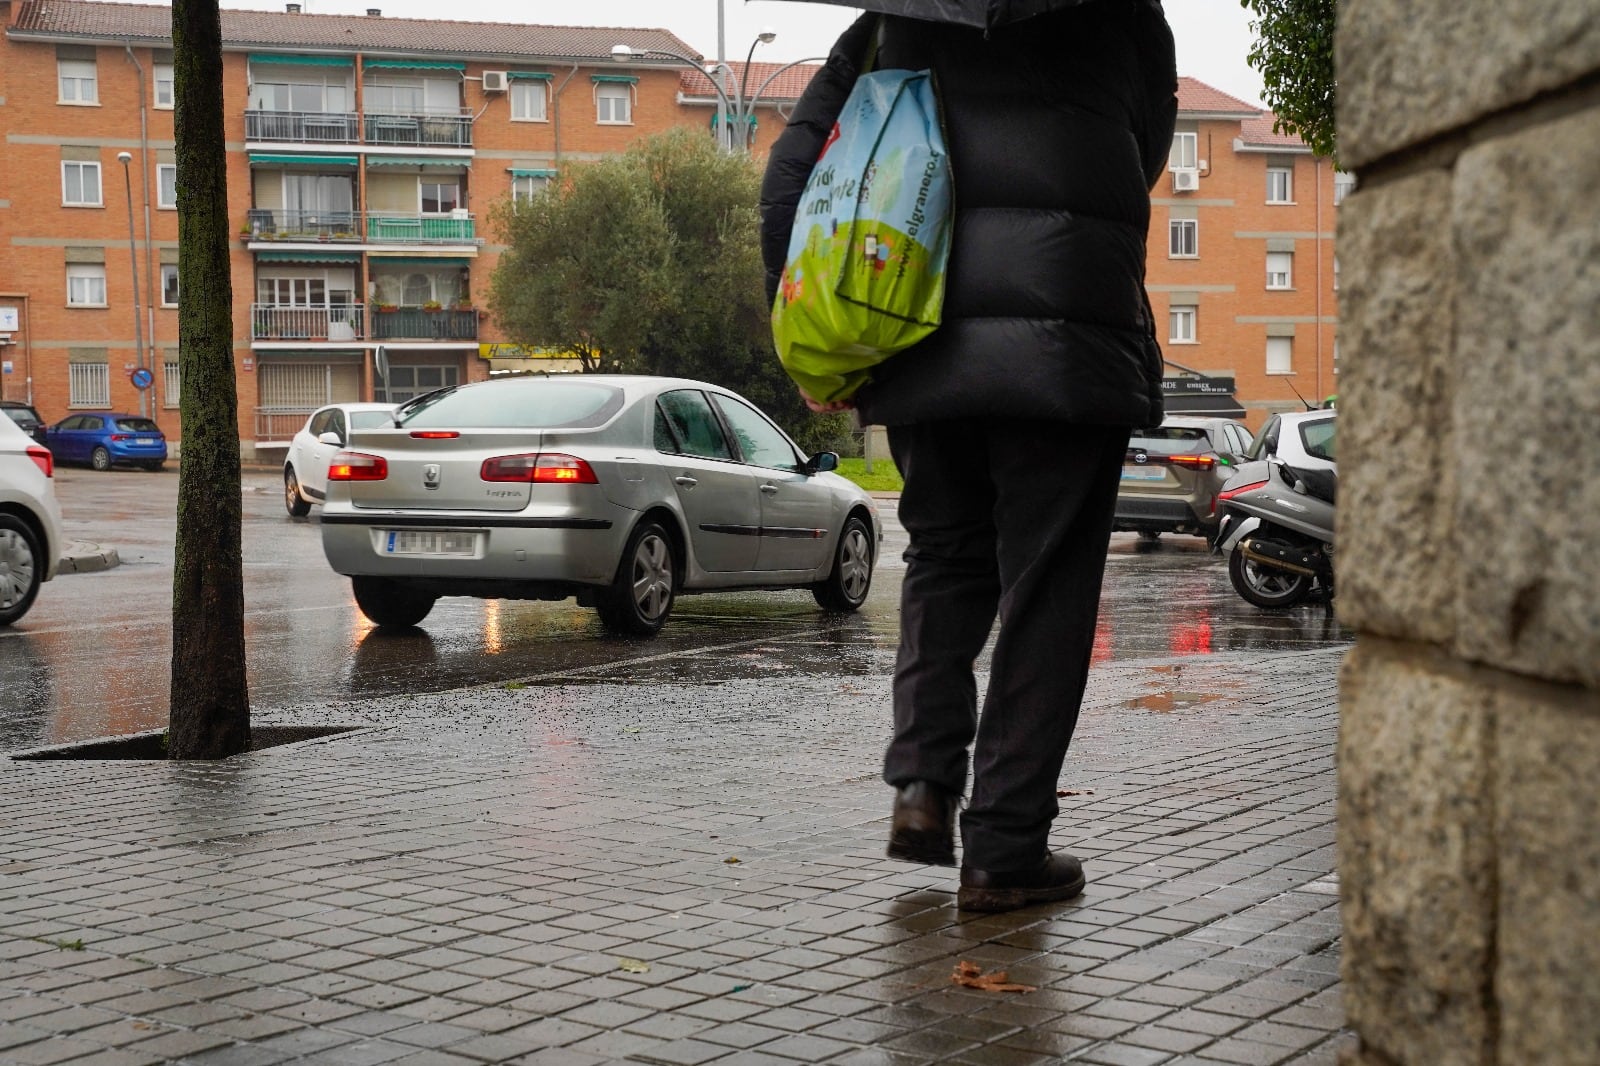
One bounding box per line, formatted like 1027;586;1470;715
0;412;64;625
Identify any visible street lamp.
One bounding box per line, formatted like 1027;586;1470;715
611;43;736;153
116;151;147;418
611;30;775;154
723;28;777;152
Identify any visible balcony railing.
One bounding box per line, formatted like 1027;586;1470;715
244;210;476;245
246;110;360;144
370;307;479;341
365;213;476;243
251;304;365;342
363;111;472;148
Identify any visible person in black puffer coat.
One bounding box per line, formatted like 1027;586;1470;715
759;0;1177;913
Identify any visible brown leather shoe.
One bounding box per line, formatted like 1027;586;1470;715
886;781;957;866
957;853;1086;912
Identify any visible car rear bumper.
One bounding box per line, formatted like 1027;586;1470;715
319;508;632;587
1113;495;1215;535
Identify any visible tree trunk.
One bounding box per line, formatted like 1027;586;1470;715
167;0;249;759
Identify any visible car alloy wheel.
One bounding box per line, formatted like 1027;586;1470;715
284;467;311;517
0;516;43;626
596;520;675;636
91;446;112;472
814;515;873;611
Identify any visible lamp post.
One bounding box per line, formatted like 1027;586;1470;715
116;151;147;418
745;55;827;147
723;29;777;152
611;30;775;154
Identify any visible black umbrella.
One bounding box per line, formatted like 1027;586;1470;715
778;0;1106;32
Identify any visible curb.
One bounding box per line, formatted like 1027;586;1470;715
57;541;120;573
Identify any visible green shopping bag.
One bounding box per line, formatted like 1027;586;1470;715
772;69;953;404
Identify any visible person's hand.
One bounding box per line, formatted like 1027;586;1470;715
800;388;854;414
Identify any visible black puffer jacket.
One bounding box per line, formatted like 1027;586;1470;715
759;1;1177;428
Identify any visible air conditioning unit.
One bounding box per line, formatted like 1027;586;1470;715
482;70;508;93
1172;168;1200;192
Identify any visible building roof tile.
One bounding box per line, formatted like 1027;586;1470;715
1176;77;1260;116
9;0;695;62
676;60;824;106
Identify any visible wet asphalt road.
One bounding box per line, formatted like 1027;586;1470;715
0;466;1350;752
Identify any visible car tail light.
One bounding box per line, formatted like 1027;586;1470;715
26;445;53;478
1218;479;1267;502
1168;454;1217;471
481;453;598;484
110;433;130;442
410;430;460;439
328;451;388;481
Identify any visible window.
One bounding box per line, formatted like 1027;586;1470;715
70;364;111;407
596;83;632;124
157;164;178;209
62;161;102;206
511;173;550;204
711;395;800;472
362;79;424;115
376;364;459;405
1168;131;1197;171
67;265;107;307
1333;170;1356;206
164;358;181;407
1266;336;1293;375
421;181;460;214
1333;257;1340;292
154;63;174;108
1267;165;1293;203
511;80;547;122
161;265;180;307
1169;305;1196;344
656;390;733;460
58;59;98;104
1169;219;1197;258
1267;251;1293;290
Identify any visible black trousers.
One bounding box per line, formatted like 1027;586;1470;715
884;418;1130;870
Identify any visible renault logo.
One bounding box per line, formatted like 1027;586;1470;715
422;463;441;489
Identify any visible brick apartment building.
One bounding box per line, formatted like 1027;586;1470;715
0;0;1339;459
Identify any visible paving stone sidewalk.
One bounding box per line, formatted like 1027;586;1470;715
0;641;1352;1066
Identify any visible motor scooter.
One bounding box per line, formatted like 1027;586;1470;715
1214;457;1335;608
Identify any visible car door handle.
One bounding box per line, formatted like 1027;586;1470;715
674;475;697;488
760;483;778;495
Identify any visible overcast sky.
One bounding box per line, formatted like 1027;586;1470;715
222;0;1267;108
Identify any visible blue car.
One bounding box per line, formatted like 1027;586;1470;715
46;413;168;471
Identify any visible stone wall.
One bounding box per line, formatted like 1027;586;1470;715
1335;2;1600;1063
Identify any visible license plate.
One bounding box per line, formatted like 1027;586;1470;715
1121;465;1167;481
383;530;477;556
136;437;156;445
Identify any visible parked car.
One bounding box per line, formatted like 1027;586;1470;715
0;400;49;448
1114;414;1253;541
46;413;167;471
284;402;399;516
1243;408;1337;469
0;413;64;626
320;375;882;635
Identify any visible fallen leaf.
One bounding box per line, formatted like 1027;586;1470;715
731;983;753;993
952;960;1036;994
724;857;741;865
615;957;650;974
503;681;526;690
1055;789;1095;797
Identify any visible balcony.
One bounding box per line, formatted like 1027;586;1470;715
365;213;476;244
246;110;360;144
244;210;476;246
251;304;365;342
370;307;479;342
363;111;472;148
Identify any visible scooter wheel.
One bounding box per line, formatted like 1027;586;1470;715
1228;549;1312;609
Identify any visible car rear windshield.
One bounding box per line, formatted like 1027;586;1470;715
1130;427;1209;454
350;410;396;430
1300;419;1337;461
114;418;161;433
2;408;42;429
398;380;625;430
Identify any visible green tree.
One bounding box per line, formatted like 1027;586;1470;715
1241;0;1338;159
167;0;249;759
489;130;834;444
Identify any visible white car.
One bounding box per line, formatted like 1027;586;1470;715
284;402;398;516
0;413;64;626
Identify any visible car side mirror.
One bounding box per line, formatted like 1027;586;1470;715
318;431;343;447
802;451;839;475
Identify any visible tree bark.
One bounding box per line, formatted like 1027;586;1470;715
167;0;249;759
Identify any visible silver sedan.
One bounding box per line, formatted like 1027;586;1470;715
319;375;881;635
